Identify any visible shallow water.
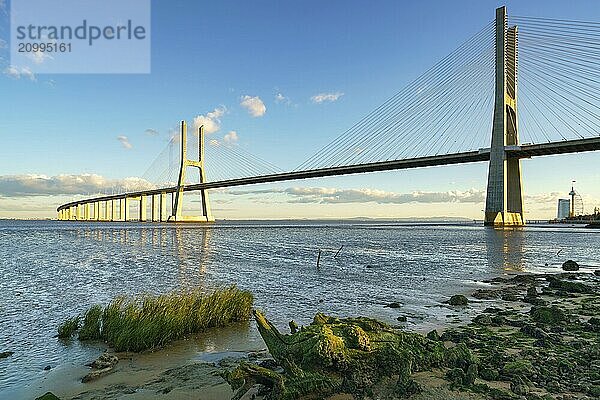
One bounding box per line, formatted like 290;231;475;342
1;220;598;395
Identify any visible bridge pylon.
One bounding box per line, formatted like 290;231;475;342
169;120;214;222
484;6;524;227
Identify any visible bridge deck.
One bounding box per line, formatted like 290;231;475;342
57;136;600;211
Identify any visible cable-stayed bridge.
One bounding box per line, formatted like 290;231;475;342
57;7;600;226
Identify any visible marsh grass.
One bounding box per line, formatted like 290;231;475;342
57;316;80;338
58;285;253;352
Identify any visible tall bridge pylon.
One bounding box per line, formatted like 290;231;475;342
484;6;524;227
170;120;214;222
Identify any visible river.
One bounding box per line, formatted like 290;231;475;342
1;220;598;396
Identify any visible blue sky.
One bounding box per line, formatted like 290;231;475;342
1;0;599;219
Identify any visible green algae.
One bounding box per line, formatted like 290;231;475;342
228;310;477;399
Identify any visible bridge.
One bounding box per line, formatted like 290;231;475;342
57;6;600;227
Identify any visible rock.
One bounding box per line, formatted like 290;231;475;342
510;380;530;395
501;293;519;301
446;367;466;385
562;260;579;271
502;360;533;378
82;353;118;383
426;329;440;341
473;314;492;326
289;320;298;334
531;306;566;325
90;353;118;369
384;302;401;308
465;363;478;385
82;367;114;383
526;286;538;297
547;276;593;294
448;295;468;306
520;324;549;339
227;310;476;400
0;351;13;359
510;274;537;284
44;365;52;371
396;316;407;322
479;367;499;381
594;270;600;276
35;393;61;400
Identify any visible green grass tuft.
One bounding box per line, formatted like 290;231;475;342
78;304;103;340
57;316;80;338
58;285;253;352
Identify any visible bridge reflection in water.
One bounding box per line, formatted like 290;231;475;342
485;228;525;272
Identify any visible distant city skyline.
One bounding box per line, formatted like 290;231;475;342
1;0;599;219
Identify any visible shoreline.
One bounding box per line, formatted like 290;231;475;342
22;267;600;400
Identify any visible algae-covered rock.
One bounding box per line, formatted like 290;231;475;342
562;260;579;271
35;393;60;400
531;306;566;325
547;276;593;294
227;310;476;399
448;295;468;306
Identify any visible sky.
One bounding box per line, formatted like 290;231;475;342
1;0;599;220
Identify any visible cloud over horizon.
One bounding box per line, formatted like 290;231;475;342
229;187;486;204
3;65;36;81
0;174;155;197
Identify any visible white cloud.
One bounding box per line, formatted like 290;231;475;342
3;65;36;81
117;135;132;149
240;95;266;117
209;139;220;147
0;174;155;197
144;128;159;136
193;106;226;134
229;187;486;204
311;92;344;104
223;130;239;144
275;92;291;105
28;50;53;64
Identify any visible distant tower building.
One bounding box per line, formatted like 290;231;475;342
557;199;570;220
569;182;576;218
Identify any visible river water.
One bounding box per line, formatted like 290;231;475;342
1;220;599;396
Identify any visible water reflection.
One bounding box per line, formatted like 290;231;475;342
70;224;215;289
175;227;213;288
484;228;525;271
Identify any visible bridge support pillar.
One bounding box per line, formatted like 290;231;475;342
169;121;214;223
139;196;147;222
484;6;524;227
151;194;160;222
120;198;129;221
160;192;167;222
111;200;117;221
84;203;90;220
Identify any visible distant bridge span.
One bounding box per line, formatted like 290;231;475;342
56;136;600;209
